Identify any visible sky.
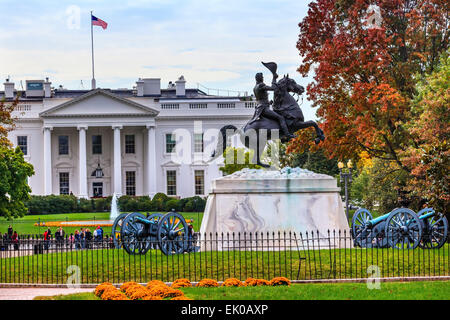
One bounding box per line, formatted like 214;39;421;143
0;0;317;119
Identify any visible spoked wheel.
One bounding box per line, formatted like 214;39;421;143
351;208;374;248
418;208;448;249
385;208;422;250
121;212;151;255
111;213;129;249
157;211;189;255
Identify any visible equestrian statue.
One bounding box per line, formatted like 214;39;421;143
211;61;325;168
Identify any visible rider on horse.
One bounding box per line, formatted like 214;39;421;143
249;72;296;141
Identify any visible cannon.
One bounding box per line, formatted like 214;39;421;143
351;207;448;249
111;210;198;255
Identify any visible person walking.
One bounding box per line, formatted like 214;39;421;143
74;230;81;250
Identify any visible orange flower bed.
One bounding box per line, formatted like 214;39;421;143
171;278;192;288
128;288;153;300
101;288;129;300
125;284;150;299
120;281;139;292
196;279;219;287
164;288;184;298
269;277;291;286
94;282;116;297
147;285;173;298
244;278;270;286
222;278;243;287
146;280;167;289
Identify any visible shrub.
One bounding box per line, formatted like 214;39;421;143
196;279;219;287
165;198;181;211
269;277;291;286
125;284;147;297
151;193;169;211
128;287;153;300
120;281;139;292
222;278;243;287
101;289;129;300
146;280;167;288
244;278;270;286
171;278;191;288
147;285;172;298
182;196;206;212
164;288;184;298
94;282;115;297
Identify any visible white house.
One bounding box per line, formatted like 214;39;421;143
2;76;256;199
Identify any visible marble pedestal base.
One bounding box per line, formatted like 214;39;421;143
199;168;351;251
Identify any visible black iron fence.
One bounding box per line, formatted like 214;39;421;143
0;230;448;284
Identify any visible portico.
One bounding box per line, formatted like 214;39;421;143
39;89;159;198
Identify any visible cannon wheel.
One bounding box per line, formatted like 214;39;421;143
418;208;448;249
385;208;422;249
121;212;152;255
351;208;374;248
157;211;189;255
111;213;129;249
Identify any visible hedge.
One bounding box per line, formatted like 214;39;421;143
25;194;206;215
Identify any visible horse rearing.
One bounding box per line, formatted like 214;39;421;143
211;75;325;168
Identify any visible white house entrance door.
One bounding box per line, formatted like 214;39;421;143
93;182;103;198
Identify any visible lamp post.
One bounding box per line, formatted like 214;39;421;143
338;160;353;221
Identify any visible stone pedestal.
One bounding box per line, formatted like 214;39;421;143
199;168;351;250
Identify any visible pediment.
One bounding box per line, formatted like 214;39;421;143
40;89;159;117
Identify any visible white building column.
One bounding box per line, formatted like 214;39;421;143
77;125;88;198
43;126;53;195
113;125;123;196
146;124;157;197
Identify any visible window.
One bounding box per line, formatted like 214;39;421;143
59;172;69;195
125;135;135;154
194;170;205;195
165;133;176;153
58;136;69;155
194;133;204;153
17;136;27;155
166;170;177;196
92;135;102;154
125;171;136;196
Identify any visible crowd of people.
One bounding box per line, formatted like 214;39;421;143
1;225;20;251
1;221;198;253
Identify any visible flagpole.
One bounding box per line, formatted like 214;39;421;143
91;10;96;89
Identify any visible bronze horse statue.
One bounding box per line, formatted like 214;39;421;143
211;63;325;168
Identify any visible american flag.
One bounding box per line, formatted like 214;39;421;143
92;15;108;30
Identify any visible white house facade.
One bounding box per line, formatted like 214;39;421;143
2;77;256;199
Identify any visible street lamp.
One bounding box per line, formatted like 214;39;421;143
338;160;353;220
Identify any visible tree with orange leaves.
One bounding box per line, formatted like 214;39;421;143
290;0;448;210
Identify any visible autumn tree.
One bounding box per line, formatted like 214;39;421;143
401;53;449;213
289;0;448;210
0;97;35;218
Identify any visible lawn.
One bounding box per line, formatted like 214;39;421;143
33;281;450;300
0;212;204;236
1;244;448;284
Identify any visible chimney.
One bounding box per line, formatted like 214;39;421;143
136;78;144;97
175;75;186;97
44;77;52;98
3;78;15;99
142;78;161;96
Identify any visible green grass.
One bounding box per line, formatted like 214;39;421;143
33;281;450;300
1;244;448;284
0;212;204;235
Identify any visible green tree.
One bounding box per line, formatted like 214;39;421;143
0;146;34;218
219;147;261;176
